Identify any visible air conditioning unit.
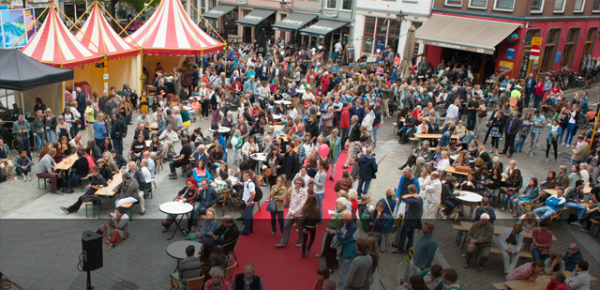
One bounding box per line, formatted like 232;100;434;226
326;11;338;18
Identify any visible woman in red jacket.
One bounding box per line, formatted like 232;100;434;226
546;272;569;290
340;104;350;151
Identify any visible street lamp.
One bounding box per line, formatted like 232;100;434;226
396;10;406;22
280;0;290;9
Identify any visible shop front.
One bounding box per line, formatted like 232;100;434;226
417;14;521;84
235;9;276;44
202;4;238;42
272;12;317;45
299;19;350;60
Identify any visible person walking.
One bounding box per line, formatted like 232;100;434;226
357;148;378;197
276;177;308;247
301;195;320;258
404;221;437;282
343;116;361;168
527;110;546;156
327;128;342;181
268;176;287;236
394;185;423;255
546;119;561;162
313;160;328;225
500;111;522;158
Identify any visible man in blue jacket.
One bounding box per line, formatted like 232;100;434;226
76;87;87;131
394;185;423;256
396;167;420;203
562;243;583;272
357;148;378;197
336;209;358;290
189;179;219;230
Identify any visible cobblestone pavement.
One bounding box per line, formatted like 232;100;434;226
1;84;599;289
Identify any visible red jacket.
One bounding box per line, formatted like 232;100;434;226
340;107;350;129
546;281;569;290
321;76;330;92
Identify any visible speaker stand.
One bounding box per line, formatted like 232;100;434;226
86;270;94;290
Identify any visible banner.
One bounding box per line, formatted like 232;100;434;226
1;9;26;48
24;8;35;41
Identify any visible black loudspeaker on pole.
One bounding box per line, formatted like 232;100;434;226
258;28;267;56
82;230;103;290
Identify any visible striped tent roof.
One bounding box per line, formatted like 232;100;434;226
125;0;224;55
21;7;103;68
75;4;139;59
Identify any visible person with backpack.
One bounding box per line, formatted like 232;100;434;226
240;170;257;236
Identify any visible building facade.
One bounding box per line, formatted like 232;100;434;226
420;0;599;82
353;0;432;63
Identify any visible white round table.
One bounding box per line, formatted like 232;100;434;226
272;114;282;120
159;202;193;240
208;126;232;134
251;153;267;175
274;100;292;106
456;191;483;218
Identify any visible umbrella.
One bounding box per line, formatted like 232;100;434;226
399;25;416;79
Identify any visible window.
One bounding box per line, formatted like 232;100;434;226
342;0;352;10
595;0;600;12
469;0;487;8
445;0;462;7
518;30;541;79
361;17;401;55
494;0;515;11
540;29;560;73
524;30;539;45
574;0;586;12
531;0;544;13
581;28;598;68
327;0;336;9
363;17;376;54
553;0;565;12
562;28;580;67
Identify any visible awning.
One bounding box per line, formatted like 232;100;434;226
202;5;237;19
299;20;348;36
415;15;520;55
236;9;275;27
272;13;317;31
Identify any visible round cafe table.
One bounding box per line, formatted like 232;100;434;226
274;100;292;106
159;201;193;240
208;125;231;134
272;114;282;121
456;191;483;218
166;240;202;272
250;153;267;174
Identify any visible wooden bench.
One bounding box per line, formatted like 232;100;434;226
83;201;95;218
120;202;134;221
590;219;600;238
453;224;468;248
490;247;533;259
491;282;505;290
409;137;418;149
79;173;93;191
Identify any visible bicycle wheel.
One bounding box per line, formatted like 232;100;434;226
11;139;20;153
577;114;589;129
560;76;569;90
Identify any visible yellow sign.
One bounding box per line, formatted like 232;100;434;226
531;37;543;46
499;61;514;70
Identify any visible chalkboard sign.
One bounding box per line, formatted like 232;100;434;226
345;44;354;65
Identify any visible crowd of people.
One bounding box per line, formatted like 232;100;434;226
1;38;599;290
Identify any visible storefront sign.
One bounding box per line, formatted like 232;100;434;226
505;48;515;60
531;37;543;46
499;61;513;70
375;37;385;53
555;51;562;63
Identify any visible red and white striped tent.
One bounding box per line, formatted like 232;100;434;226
75;4;139;59
126;0;224;55
21;7;103;68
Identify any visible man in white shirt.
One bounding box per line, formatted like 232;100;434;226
160;125;179;155
137;111;151;125
423;171;442;220
566;261;590;290
445;99;460;125
289;106;298;122
144;151;156;178
69;133;84;151
362;105;375;135
241;170;256;236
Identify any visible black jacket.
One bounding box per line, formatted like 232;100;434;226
306;121;319;140
234;274;263;290
265;154;284;176
283;151;300;178
349;122;361;142
111;118;126;140
212;223;240;252
505;117;523;135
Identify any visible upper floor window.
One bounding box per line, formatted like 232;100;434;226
553;0;566;13
445;0;463;7
469;0;487;9
595;0;600;12
342;0;352;9
494;0;515;11
531;0;544;13
326;0;336;9
574;0;586;12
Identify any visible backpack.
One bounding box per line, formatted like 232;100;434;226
253;183;263;202
0;171;6;183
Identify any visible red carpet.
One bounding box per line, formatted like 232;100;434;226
234;152;349;288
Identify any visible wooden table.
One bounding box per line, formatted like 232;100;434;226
445;166;470;176
414;133;460;140
273;125;284;131
55;153;77;171
543;186;593;196
146;122;159;130
460;222;557;241
504;271;597;290
93;173;122;219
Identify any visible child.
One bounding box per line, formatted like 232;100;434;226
313;265;330;290
420;264;443;290
546;272;569;290
440;269;464;290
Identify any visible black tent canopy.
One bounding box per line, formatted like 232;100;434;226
0;48;73;91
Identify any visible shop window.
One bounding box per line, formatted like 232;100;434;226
581;27;598;68
327;0;336;9
363;17;376;54
574;0;586;12
469;0;487;9
553;0;565;13
531;0;545;13
494;0;515;11
518;30;541;79
561;28;580;67
524;30;540;46
445;0;463;7
361;17;400;55
342;0;352;10
540;29;560;73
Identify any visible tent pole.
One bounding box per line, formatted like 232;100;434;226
587;109;600;155
21;94;25;116
104;55;108;93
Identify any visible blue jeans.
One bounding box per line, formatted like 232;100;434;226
184;235;202;242
565;123;577;145
336;258;353;290
35;134;44;153
565;202;586;220
467;115;476;130
15;165;31;175
69;172;84;187
315;192;324;225
531;248;549;261
503;193;517;210
373;126;379;147
270;211;284;233
18;139;31;160
130;153;141;162
533;206;556;220
190;203;208;227
70;123;78;140
397;218;417;254
514;133;528;152
571;159;582;167
357;178;371;197
45;130;56;144
533;94;542;109
243;203;255;233
524;91;532;106
113;138;123;156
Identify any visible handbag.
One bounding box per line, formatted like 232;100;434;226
455;164;472;173
236;199;246;210
266;202;277;212
263;167;273;177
